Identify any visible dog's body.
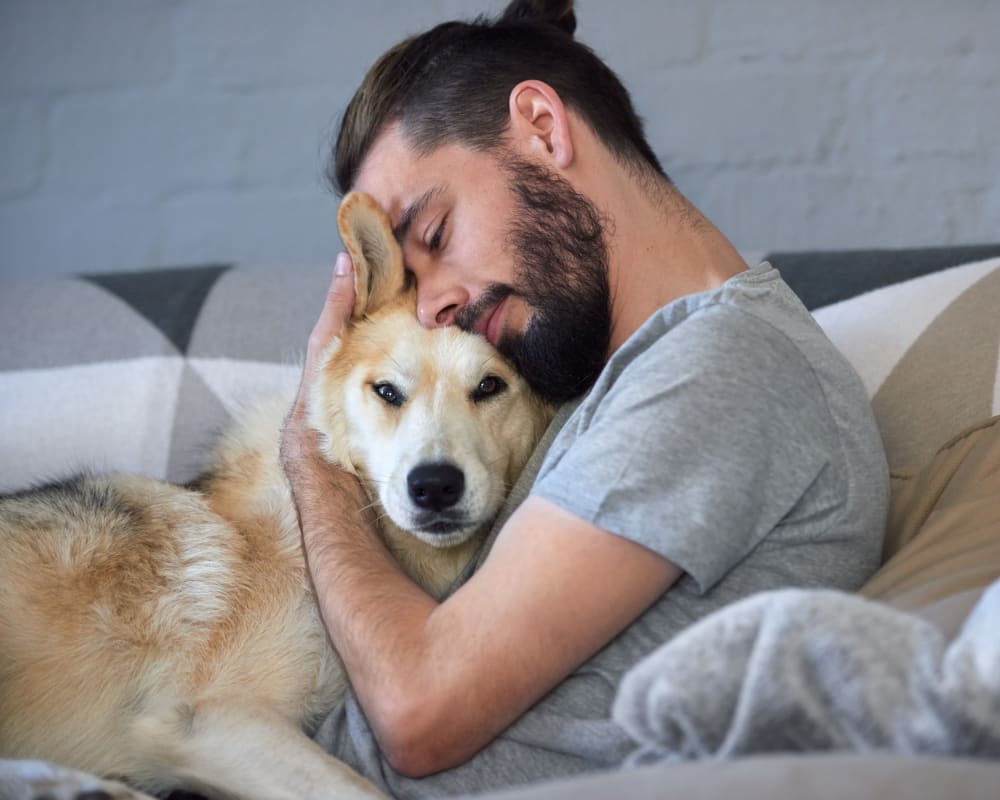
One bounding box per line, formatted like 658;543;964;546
0;194;552;800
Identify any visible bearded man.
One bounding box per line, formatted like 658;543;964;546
280;2;889;796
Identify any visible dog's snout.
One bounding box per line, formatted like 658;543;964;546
407;463;465;512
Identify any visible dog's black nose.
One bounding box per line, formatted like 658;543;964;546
407;463;465;511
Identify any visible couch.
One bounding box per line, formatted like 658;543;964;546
2;244;1000;798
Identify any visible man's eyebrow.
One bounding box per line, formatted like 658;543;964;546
392;185;445;244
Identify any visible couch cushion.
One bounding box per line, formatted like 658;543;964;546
861;415;1000;613
811;256;1000;470
0;265;331;491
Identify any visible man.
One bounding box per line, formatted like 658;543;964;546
280;1;890;796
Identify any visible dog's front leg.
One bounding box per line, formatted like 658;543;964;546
135;705;386;800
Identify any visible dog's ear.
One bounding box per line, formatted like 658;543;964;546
337;192;407;317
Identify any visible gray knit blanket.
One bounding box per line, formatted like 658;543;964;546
613;579;1000;764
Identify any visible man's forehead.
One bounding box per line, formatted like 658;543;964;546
352;123;425;221
353;123;490;229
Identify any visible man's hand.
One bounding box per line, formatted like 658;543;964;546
279;252;391;639
280;252;357;481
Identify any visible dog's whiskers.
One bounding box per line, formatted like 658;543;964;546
356;499;382;514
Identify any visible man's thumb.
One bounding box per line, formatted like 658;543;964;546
329;252;356;308
308;253;356;354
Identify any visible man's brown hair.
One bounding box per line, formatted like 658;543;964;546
330;0;667;195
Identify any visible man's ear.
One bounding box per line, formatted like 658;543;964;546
337;192;407;317
508;80;574;169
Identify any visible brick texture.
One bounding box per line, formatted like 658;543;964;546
1;0;997;276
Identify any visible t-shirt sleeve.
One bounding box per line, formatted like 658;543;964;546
532;304;840;593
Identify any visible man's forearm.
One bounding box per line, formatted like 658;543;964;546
285;447;443;765
277;257;473;774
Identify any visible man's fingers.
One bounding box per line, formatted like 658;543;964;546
283;253;359;476
307;253;356;356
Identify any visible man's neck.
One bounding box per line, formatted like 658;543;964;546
603;173;748;353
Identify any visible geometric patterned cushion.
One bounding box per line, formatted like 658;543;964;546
0;264;332;491
811;256;1000;470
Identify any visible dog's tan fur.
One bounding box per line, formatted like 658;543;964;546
0;193;552;800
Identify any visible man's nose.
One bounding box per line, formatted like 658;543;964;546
416;283;467;329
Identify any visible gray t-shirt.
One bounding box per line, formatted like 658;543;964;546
316;263;890;797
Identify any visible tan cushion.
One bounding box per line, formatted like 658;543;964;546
813;257;1000;470
861;415;1000;612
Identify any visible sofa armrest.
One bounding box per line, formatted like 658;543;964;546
464;753;1000;800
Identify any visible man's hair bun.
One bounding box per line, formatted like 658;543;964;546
499;0;577;36
333;0;669;195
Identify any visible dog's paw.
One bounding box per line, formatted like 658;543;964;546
0;759;156;800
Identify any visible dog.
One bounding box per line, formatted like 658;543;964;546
0;192;553;800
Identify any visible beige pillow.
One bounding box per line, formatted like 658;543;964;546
861;415;1000;612
812;257;1000;470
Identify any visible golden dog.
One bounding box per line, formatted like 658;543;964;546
0;193;552;800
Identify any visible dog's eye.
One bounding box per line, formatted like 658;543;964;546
373;382;405;407
471;375;507;402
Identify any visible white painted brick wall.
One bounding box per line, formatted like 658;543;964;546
1;0;997;276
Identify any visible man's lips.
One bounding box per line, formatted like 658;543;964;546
474;296;509;347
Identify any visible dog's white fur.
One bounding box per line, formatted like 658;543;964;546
0;193;552;800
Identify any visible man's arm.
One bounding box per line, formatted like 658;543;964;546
282;258;682;777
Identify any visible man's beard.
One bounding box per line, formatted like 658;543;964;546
456;155;612;404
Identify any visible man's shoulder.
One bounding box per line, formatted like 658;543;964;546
602;298;818;410
621;266;813;360
543;272;850;481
